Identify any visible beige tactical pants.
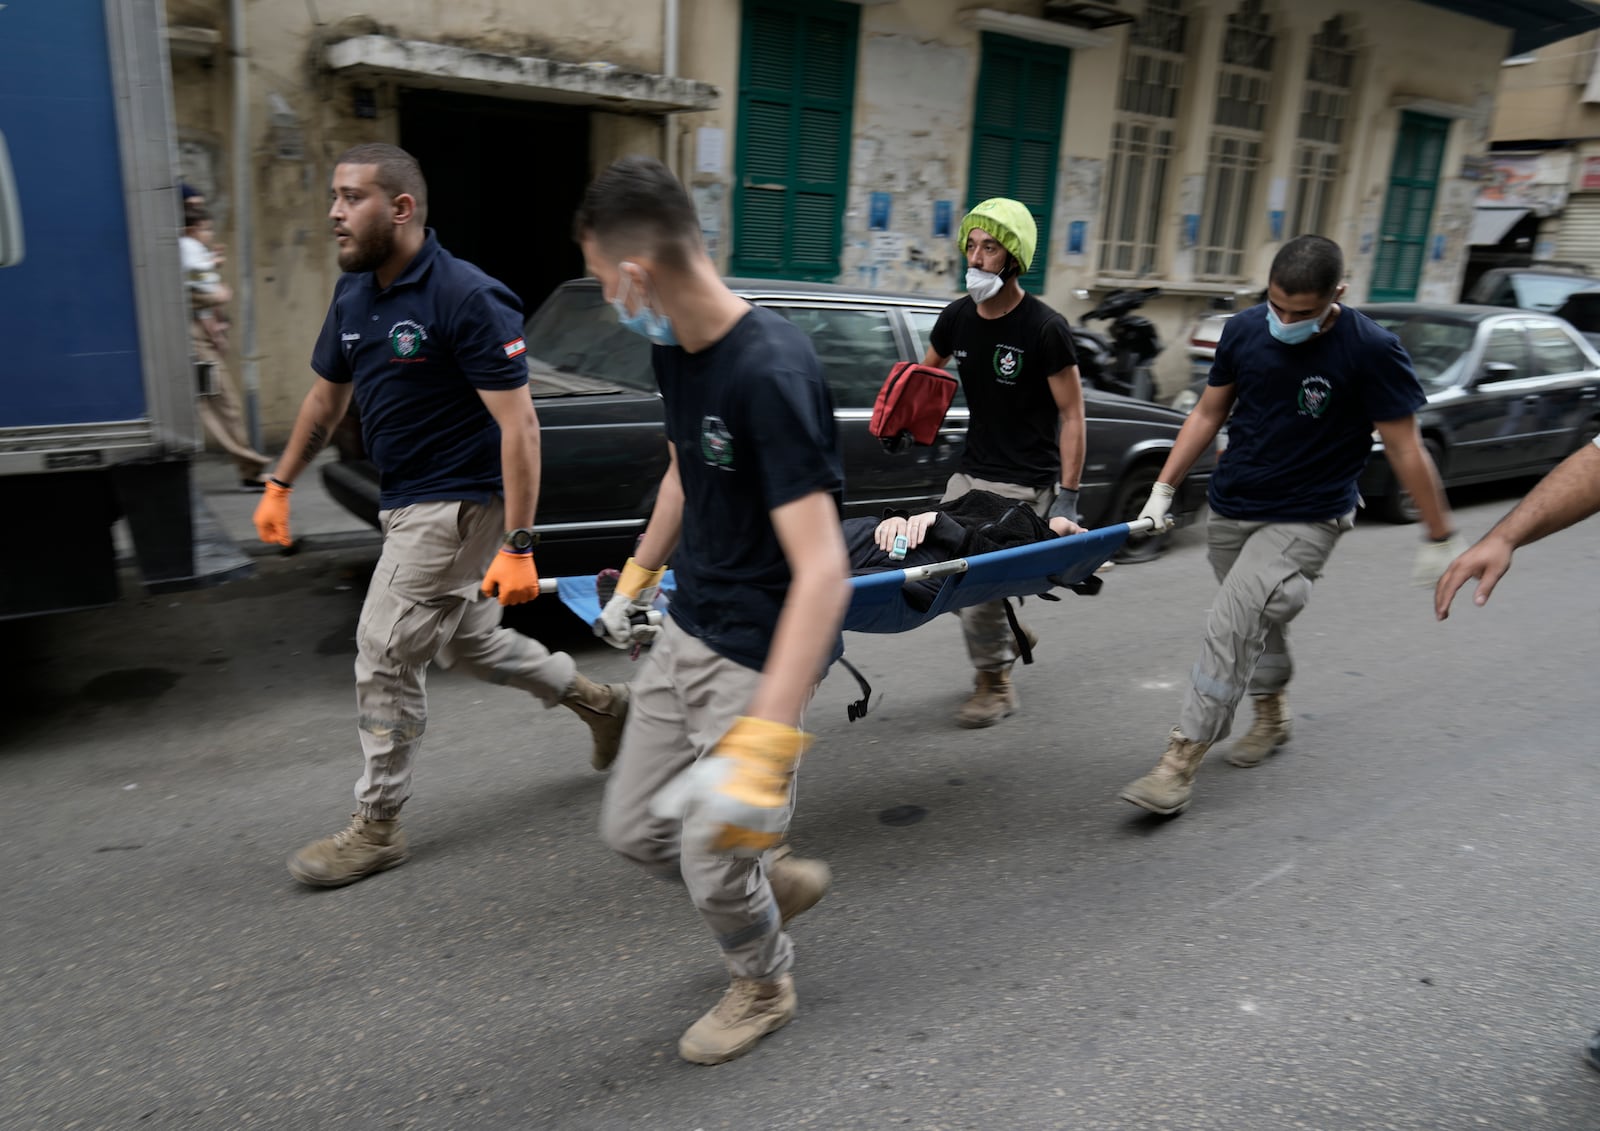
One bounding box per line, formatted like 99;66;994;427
1175;512;1353;745
941;472;1057;671
191;321;270;480
353;499;576;819
600;619;798;981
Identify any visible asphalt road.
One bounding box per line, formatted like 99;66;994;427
4;483;1599;1131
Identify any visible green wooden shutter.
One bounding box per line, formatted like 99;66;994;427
1370;111;1449;302
732;0;859;280
966;34;1070;292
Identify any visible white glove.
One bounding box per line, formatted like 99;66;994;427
594;558;665;649
1412;532;1466;588
1135;482;1177;533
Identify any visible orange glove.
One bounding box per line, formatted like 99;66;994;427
253;480;293;546
481;548;541;605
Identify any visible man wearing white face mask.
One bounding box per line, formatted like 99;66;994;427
1119;235;1461;818
918;197;1086;728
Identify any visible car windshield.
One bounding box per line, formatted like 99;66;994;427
1370;314;1478;391
523;284;655;392
1509;273;1592;313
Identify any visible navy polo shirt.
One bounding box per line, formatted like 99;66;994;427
310;231;530;510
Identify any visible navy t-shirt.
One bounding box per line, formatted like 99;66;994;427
1207;304;1426;521
655;305;845;672
928;293;1077;487
310;232;530;510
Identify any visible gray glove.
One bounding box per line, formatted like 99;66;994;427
1047;486;1081;526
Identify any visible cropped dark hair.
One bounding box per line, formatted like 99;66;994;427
334;143;428;221
574;155;700;268
1269;235;1344;298
183;200;211;229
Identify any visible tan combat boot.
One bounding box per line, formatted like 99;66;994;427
562;673;631;771
678;973;798;1065
955;667;1017;728
1226;691;1292;768
1119;729;1212;816
288;814;408;887
768;845;831;926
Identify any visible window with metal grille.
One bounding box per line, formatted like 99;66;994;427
1100;0;1186;277
1289;16;1354;240
1198;0;1273;280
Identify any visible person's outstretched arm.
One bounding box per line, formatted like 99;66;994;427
1435;441;1600;619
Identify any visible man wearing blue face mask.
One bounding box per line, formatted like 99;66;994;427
919;198;1086;728
1119;234;1463;818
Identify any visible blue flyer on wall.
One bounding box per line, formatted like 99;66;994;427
933;199;951;238
869;191;892;231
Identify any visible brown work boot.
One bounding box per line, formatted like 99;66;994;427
562;673;630;771
1226;691;1292;768
287;814;408;887
768;845;831;926
955;666;1017;728
678;973;798;1065
1119;728;1212;816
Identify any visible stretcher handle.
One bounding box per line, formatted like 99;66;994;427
1125;515;1174;536
895;558;970;583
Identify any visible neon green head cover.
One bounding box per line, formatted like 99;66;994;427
957;198;1037;273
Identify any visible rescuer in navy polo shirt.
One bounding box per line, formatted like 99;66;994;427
251;143;629;888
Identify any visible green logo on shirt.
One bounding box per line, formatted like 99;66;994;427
1298;375;1332;417
993;344;1023;384
389;319;427;359
701;415;736;470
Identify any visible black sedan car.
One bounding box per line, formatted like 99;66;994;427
1358;303;1600;521
324;278;1216;576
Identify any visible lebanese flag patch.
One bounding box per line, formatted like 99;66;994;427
502;337;527;359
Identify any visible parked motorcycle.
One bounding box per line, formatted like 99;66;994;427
1173;287;1261;413
1070;287;1163;401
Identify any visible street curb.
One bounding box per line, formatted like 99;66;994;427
242;530;382;558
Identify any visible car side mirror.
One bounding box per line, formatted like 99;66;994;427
1475;361;1518;386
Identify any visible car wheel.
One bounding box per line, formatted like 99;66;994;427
1374;438;1444;524
1108;460;1170;561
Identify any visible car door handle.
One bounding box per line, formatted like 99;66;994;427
1581;387;1598;401
938;429;966;442
1522;395;1541;405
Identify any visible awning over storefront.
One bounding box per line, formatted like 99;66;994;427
324;36;719;114
1468;206;1531;246
1420;0;1600;55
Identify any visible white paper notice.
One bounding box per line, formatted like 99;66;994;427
695;127;726;176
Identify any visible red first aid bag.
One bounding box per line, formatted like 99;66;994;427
869;362;959;452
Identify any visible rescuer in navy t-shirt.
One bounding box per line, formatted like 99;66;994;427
1117;235;1463;819
251;143;628;889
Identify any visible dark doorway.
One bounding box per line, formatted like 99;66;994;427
400;89;590;321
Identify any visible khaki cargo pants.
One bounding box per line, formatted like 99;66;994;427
600;619;798;981
941;472;1058;672
353;499;576;819
1175;512;1352;745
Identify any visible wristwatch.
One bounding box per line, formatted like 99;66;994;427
502;528;538;552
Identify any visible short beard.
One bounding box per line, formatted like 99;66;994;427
338;228;394;274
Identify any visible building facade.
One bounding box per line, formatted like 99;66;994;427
163;0;1596;437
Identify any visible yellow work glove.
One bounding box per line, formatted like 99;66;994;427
649;716;813;857
252;480;293;546
595;557;665;649
480;547;541;606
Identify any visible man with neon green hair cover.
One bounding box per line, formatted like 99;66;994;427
902;197;1085;728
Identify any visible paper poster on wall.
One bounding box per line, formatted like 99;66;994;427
869;192;892;231
1066;220;1087;257
1431;233;1447;262
1269;209;1284;242
870;232;906;261
694;128;725;176
932;200;952;238
1267;176;1288;214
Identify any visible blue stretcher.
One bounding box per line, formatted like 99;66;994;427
553;519;1154;634
552;519;1157;720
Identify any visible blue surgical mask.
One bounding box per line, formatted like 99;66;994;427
612;269;677;347
1267;303;1330;346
